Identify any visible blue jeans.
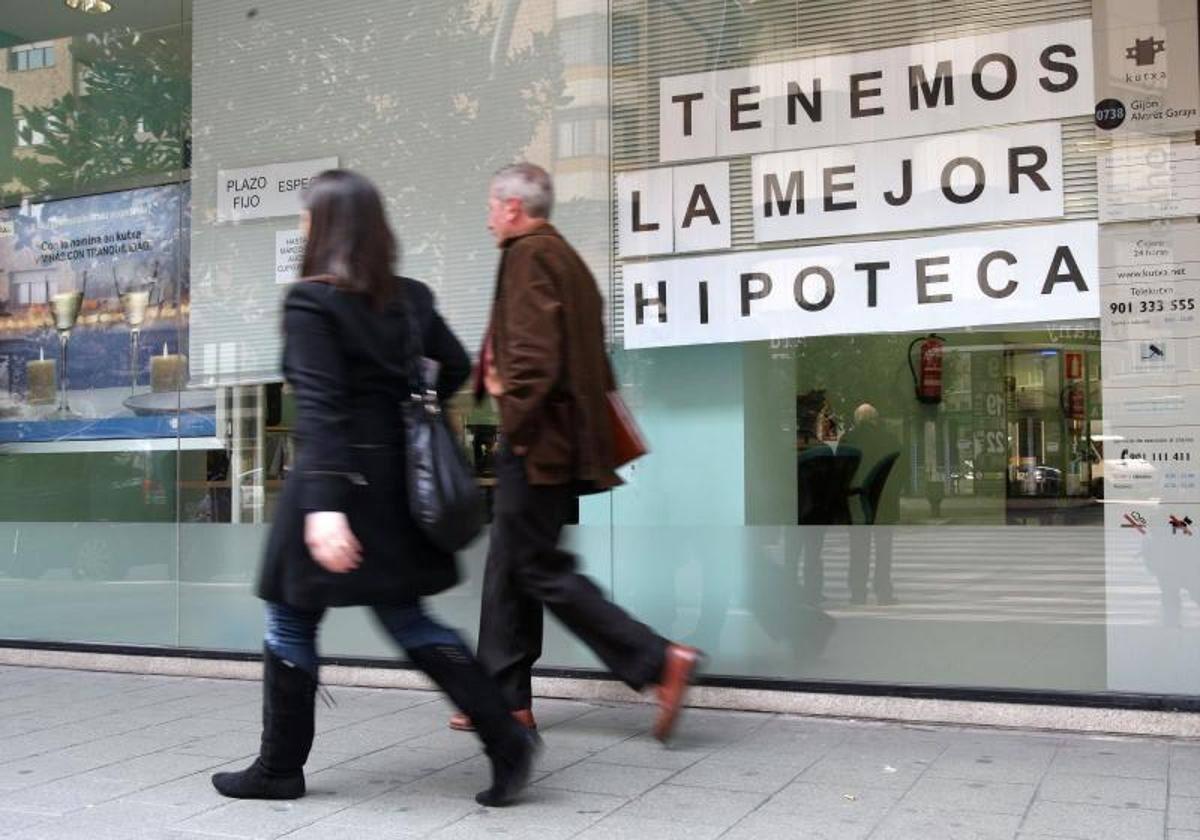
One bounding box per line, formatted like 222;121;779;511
265;600;464;676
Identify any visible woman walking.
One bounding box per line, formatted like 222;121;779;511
211;169;538;808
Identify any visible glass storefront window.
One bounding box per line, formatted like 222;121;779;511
606;0;1198;697
0;0;192;645
0;0;1196;702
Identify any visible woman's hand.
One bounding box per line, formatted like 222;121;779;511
305;511;362;573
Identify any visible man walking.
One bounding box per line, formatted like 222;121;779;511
840;403;904;605
449;162;702;741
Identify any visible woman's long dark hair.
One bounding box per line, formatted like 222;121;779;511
300;169;397;310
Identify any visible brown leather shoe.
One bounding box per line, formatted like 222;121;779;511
652;644;703;743
449;709;537;732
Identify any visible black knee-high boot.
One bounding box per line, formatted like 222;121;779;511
407;643;540;806
211;646;317;800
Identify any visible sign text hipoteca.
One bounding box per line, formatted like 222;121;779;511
622;222;1099;349
619;18;1098;349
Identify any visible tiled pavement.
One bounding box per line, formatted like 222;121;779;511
0;664;1197;839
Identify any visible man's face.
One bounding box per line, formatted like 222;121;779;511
486;190;517;245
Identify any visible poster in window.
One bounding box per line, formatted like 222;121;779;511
0;183;207;442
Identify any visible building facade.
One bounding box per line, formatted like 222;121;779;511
1;0;1197;706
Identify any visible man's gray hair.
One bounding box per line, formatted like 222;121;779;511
491;162;554;219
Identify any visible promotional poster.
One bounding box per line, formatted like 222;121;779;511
0;183;206;441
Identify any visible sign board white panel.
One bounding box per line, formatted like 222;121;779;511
659;19;1094;161
616;168;674;257
617;163;731;257
216;157;338;223
622;222;1099;349
1098;138;1200;222
275;230;305;284
752;123;1064;242
1093;0;1200;135
673;162;731;253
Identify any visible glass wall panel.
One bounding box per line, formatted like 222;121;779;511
0;0;192;646
609;0;1200;696
182;0;612;665
0;0;1196;703
613;331;1108;690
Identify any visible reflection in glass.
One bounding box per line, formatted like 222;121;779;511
0;0;195;649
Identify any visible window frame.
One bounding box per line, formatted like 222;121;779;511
8;43;56;73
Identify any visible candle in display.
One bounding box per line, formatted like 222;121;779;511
26;348;55;405
150;343;187;393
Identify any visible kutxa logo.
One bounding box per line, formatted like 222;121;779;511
1126;36;1166;66
1169;514;1193;535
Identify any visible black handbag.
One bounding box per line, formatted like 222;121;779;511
400;302;485;553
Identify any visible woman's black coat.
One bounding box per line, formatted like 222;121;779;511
257;277;471;610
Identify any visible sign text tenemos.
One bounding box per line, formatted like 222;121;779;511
659;19;1094;161
621;222;1099;349
217;157;338;223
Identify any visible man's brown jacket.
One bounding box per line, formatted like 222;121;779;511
484;222;620;491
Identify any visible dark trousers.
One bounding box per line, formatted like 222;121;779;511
848;527;894;602
795;526;827;604
477;446;668;710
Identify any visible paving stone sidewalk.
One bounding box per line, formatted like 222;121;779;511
0;664;1197;839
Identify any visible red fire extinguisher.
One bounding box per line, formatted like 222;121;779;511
1063;383;1086;421
908;334;945;404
